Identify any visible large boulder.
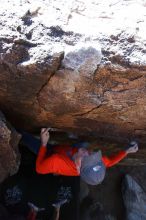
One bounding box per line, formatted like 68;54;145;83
122;174;146;220
0;112;21;183
0;0;146;144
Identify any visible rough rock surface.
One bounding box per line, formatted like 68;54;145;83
122;174;146;220
0;112;21;183
0;0;146;145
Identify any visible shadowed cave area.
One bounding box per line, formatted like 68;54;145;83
0;125;146;220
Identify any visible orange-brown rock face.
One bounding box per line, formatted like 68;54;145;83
0;112;21;183
37;65;146;142
0;0;146;143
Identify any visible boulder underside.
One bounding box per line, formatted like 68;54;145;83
0;0;146;165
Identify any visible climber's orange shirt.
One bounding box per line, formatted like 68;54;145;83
36;145;127;176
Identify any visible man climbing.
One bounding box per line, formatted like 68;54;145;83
36;128;138;185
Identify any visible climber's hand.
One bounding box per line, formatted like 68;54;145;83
126;142;138;154
41;128;50;146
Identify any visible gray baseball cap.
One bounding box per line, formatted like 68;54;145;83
80;151;106;185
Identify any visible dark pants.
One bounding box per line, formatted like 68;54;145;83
18;131;80;220
19;131;54;154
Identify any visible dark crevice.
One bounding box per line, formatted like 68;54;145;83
14;39;38;47
35;71;55;101
35;52;65;104
0;37;14;44
128;75;144;81
104;87;142;94
72;104;102;117
93;63;101;79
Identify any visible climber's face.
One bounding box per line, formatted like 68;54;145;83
77;148;89;158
